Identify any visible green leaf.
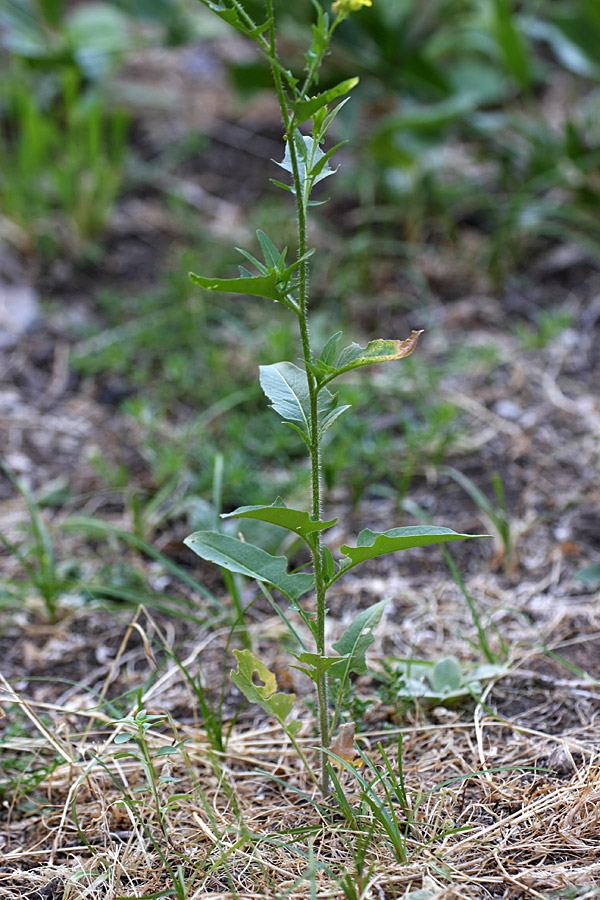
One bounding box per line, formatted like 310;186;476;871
340;526;490;569
199;0;270;41
235;246;268;274
292;77;359;123
184;531;314;602
231;649;299;730
155;746;180;758
576;562;600;587
256;229;281;269
259;362;338;434
318;403;351;437
330;598;388;677
290;652;341;683
322;546;335;582
492;0;532;90
221;497;336;540
319;332;343;366
189;271;282;302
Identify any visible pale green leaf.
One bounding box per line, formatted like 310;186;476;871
184;531;314;601
275;131;340;197
259;362;338;432
259;362;311;429
429;657;463;694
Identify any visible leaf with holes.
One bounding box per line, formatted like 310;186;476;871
231;649;300;734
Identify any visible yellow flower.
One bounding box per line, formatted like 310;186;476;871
332;0;372;16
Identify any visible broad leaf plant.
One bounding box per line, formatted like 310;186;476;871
184;0;488;795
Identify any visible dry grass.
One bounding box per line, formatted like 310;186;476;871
2;596;600;900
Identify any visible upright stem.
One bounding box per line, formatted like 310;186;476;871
266;0;329;795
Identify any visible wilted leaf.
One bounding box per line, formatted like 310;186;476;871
222;497;336;541
330;722;358;765
184;531;314;601
335;331;423;373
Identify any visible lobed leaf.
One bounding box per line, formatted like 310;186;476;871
222;497;337;540
184;530;314;601
340;526;491;569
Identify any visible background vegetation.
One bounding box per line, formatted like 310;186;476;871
1;2;600;896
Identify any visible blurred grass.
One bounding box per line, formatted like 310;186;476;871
2;0;599;513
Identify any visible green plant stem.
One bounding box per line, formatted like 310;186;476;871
266;0;329;794
299;13;342;100
136;729;169;845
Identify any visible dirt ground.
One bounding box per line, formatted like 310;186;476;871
1;44;600;900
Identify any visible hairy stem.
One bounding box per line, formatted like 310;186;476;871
266;0;329;795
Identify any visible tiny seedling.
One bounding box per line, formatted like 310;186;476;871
382;655;507;708
183;0;490;796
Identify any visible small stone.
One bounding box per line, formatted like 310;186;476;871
0;283;39;349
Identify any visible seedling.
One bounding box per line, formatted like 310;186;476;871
183;0;490;796
382;656;507;708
